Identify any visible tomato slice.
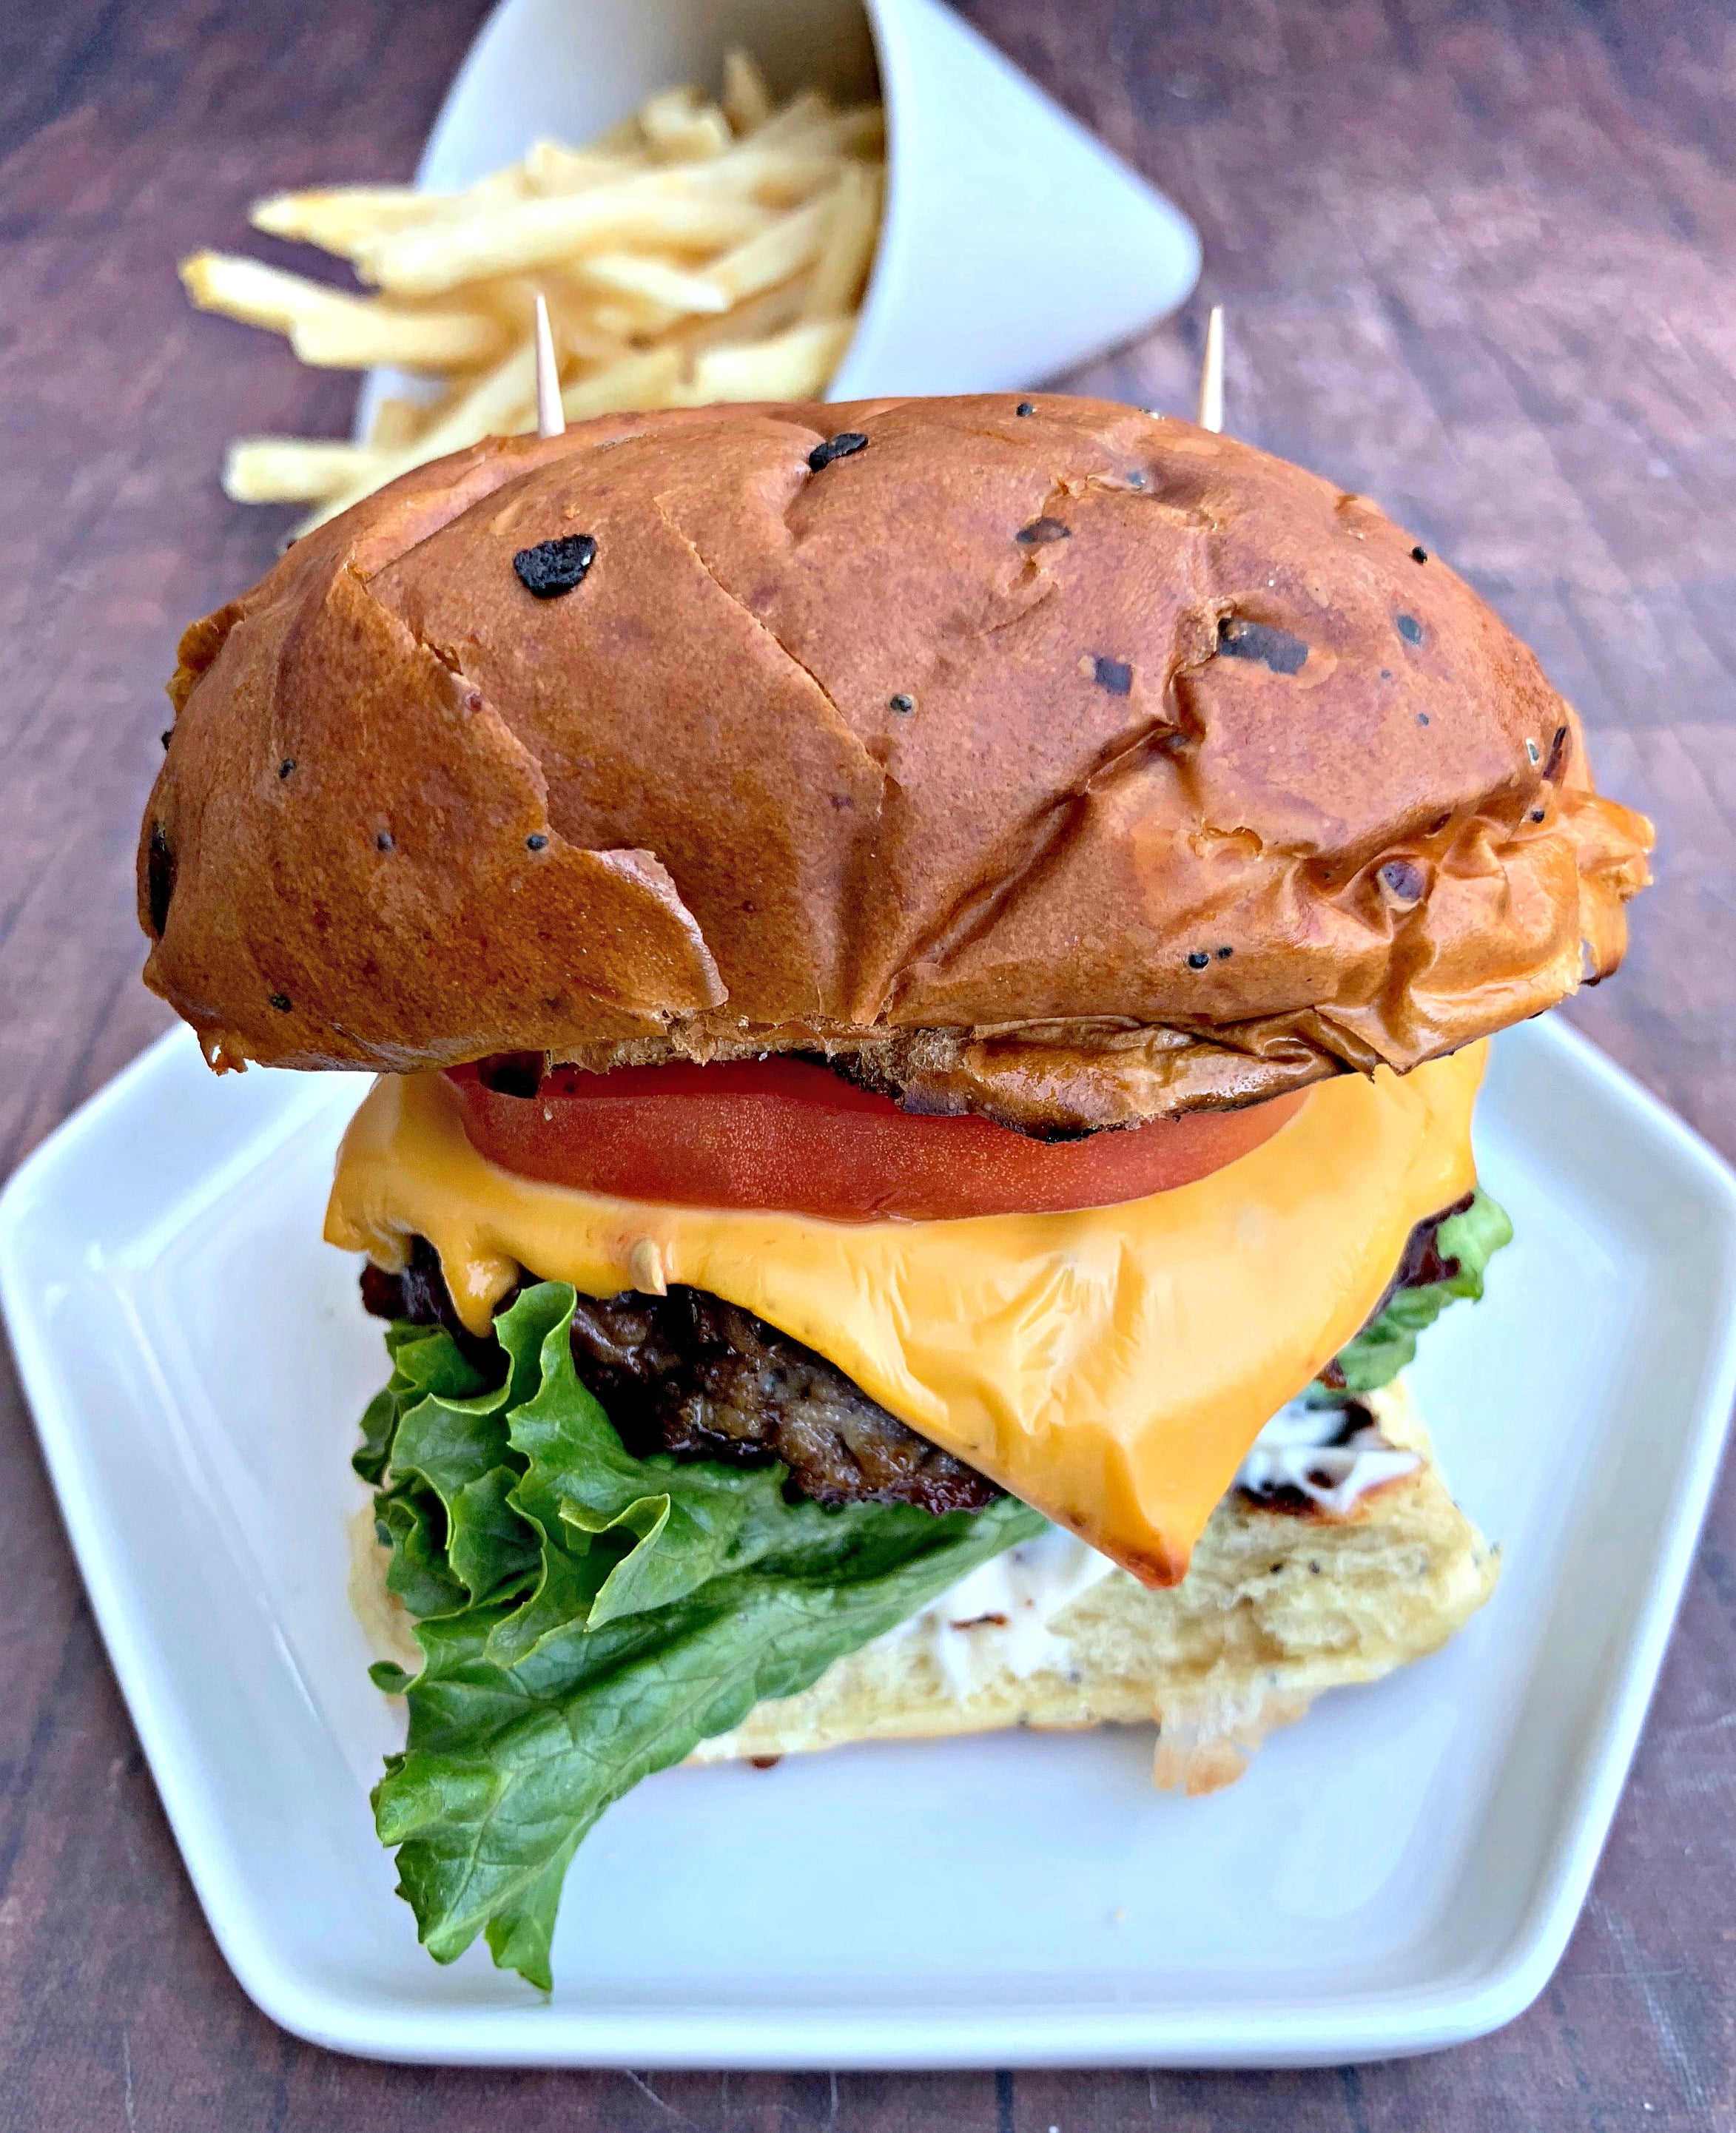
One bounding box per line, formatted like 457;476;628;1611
445;1056;1306;1223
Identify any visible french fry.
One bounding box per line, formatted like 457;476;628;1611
249;186;445;252
750;91;835;146
523;139;647;197
391;339;538;458
181;251;507;371
181;251;352;334
636;84;699;134
575;251;730;316
306;340;539;526
801;161;882;320
366;396;438;450
445;166;539;215
455;274;539;332
306;340;687;529
588;111;647;156
561;346;685;421
687;317;854;403
541;280;636;365
587;299;670;343
356;182;774;299
639;86;733;163
696;146;846;207
721;49;773;136
223;438;388;503
672;107;736;161
289;304;507;371
786;106;885;157
189;51;883;519
704;192;834;306
667;275;812;357
251;169;536;257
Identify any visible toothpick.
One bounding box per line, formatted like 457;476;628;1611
534;292;565;439
1197;303;1225;434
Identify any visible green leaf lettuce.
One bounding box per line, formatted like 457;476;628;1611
1329;1187;1513;1394
357;1281;1043;1989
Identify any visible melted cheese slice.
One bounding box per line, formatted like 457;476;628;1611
326;1047;1484;1587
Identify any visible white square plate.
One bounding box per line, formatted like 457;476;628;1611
3;1015;1734;2068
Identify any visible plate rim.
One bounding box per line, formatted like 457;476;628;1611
4;1013;1735;2068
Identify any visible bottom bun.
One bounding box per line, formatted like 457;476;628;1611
688;1378;1497;1792
351;1378;1497;1798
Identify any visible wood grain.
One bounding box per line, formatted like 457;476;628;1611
1;0;1732;2123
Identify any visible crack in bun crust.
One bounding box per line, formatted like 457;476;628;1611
139;397;1652;1119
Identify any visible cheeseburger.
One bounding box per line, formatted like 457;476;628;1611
138;395;1652;1986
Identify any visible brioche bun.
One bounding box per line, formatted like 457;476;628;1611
141;396;1650;1128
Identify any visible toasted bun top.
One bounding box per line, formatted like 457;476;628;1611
139;395;1650;1127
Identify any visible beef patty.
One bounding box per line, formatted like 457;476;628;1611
360;1196;1475;1514
360;1239;999;1513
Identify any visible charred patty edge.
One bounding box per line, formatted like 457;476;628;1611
359;1196;1472;1516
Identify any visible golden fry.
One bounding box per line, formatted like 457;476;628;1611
687;316;854;402
366;396;437;449
181;251;506;371
252;169;537;258
587;297;676;341
587;111;647;156
304;340;539;528
180;250;352;332
561;345;685;420
575;252;730;316
289;305;506;371
306;342;692;530
385;340;536;459
223;438;386;503
356;182;773;298
750;91;835;146
541;279;636;364
639;86;733;163
249;186;443;253
523;140;647;197
667;276;811;357
705;192;833;306
801;161;882;320
699;146;847;206
790;107;885;157
721;49;773;135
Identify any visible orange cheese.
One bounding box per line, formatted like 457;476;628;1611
326;1047;1484;1586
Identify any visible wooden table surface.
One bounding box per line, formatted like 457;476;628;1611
3;0;1733;2123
